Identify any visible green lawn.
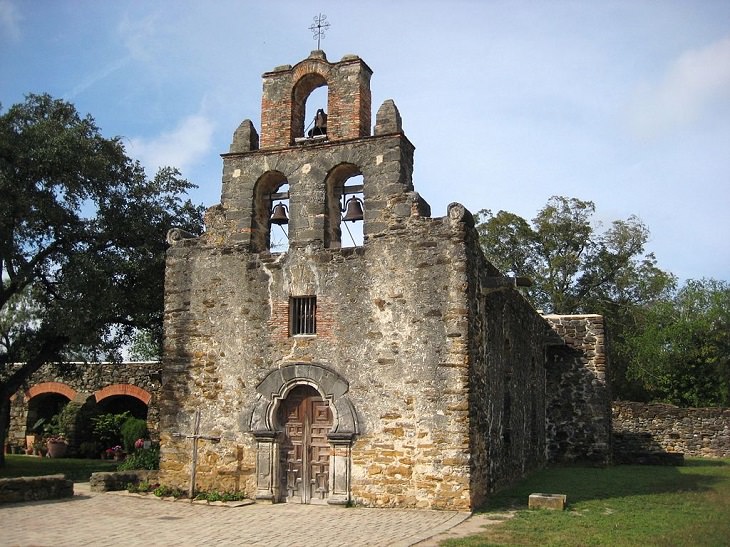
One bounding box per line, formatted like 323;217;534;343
0;454;118;482
445;459;730;547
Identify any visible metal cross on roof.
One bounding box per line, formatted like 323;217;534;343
309;13;330;50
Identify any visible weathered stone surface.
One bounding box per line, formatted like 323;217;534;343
613;402;730;458
89;470;159;492
159;50;611;511
529;493;566;510
0;474;73;504
543;315;612;465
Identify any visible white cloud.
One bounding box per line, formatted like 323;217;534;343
118;11;163;63
127;113;215;175
629;36;730;137
0;0;21;42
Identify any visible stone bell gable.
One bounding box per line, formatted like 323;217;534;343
160;50;611;511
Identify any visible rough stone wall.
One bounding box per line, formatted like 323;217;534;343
161;207;476;509
7;362;161;450
460;207;550;506
613;402;730;458
216;134;415;249
0;475;73;504
543;315;611;464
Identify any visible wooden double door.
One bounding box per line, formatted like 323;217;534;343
278;385;333;504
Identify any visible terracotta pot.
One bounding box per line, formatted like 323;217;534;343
46;440;68;458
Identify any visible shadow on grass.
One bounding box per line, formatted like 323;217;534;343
478;458;729;512
683;458;729;467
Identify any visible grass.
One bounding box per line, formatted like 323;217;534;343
444;459;730;547
0;454;118;482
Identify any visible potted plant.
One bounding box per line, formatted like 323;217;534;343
43;412;68;458
46;434;68;458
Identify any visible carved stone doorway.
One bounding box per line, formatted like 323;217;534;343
277;384;333;504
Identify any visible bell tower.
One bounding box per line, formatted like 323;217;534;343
210;49;430;254
259;50;372;148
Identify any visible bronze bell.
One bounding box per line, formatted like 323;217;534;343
270;203;289;225
342;197;364;222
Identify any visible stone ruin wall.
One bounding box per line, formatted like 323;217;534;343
543;315;612;464
613;402;730;458
161;204;477;510
460;206;549;506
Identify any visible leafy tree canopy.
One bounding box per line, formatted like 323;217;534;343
0;94;204;462
627;278;730;406
475;196;675;314
475;196;728;406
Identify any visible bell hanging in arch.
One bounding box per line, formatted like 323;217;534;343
342;197;364;222
270;203;289;225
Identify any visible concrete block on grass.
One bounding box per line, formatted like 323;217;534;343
529;493;567;510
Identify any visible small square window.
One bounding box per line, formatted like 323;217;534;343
290;296;316;336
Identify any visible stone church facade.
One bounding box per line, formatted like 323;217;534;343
160;51;611;511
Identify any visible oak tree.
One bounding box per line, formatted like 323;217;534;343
0;94;204;464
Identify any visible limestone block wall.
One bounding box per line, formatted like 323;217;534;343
161;208;475;510
543;315;612;464
613;402;730;458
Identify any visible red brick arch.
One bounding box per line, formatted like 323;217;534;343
26;382;77;402
94;384;152;406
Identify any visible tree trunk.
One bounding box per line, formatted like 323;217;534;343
0;397;9;467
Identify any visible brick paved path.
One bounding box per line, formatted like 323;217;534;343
1;484;471;546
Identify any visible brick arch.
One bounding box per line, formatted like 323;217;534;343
94;384;152;406
292;71;329;142
26;382;77;402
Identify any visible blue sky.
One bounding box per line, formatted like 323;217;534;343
1;1;729;283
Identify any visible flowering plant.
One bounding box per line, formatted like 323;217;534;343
106;445;123;455
45;434;66;443
134;438;145;449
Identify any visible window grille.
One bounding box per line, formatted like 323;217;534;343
290;296;317;336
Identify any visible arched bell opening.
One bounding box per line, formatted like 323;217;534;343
252;171;290;253
325;163;364;249
292;73;329;143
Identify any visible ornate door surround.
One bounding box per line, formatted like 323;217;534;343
249;363;359;505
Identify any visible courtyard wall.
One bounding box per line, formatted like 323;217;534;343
612;401;730;458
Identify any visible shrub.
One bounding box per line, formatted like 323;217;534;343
120;417;148;453
153;484;186;498
92;412;130;447
116;447;159;471
127;480;158;494
194;490;247;502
